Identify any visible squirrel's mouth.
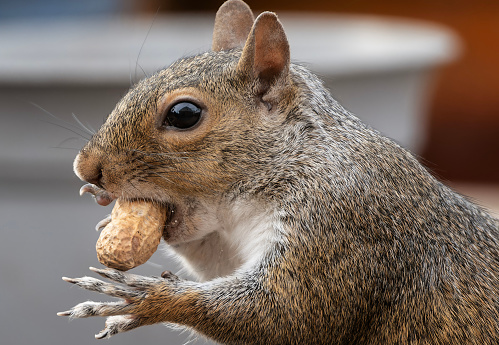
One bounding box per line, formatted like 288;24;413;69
161;203;180;241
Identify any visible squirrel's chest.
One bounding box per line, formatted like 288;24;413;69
169;200;279;281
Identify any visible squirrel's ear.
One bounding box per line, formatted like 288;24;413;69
212;0;255;52
237;12;290;92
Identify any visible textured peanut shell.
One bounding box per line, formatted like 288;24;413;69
96;199;167;271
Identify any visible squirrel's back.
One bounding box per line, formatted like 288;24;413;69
246;61;499;343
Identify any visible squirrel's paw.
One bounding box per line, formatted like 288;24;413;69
58;267;179;338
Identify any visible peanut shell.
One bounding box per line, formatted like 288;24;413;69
96;199;167;271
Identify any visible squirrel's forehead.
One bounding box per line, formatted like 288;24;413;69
117;50;240;105
157;51;239;84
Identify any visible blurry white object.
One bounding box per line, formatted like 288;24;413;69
0;13;459;181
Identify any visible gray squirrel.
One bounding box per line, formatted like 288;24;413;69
59;0;499;343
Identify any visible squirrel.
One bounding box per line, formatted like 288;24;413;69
59;0;499;344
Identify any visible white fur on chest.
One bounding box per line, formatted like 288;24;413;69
219;200;276;268
167;198;281;281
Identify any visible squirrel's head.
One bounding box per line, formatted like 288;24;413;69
74;0;297;220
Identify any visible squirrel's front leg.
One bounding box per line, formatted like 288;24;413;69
59;267;184;339
59;266;277;343
59;266;286;344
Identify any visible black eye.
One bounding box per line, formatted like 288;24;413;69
163;102;202;129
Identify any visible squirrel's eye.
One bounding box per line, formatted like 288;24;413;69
163;102;202;129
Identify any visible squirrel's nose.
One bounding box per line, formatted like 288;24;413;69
73;151;104;187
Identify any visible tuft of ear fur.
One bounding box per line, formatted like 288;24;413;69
212;0;255;52
237;12;290;93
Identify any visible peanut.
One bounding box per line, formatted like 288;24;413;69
96;199;167;271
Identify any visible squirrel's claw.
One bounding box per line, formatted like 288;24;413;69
61;276;146;299
57;301;135;319
95;316;142;339
89;266;178;287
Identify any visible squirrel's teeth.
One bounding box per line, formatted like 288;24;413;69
79;183;115;206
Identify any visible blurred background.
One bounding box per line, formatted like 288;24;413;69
0;0;497;344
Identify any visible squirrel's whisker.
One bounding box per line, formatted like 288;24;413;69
71;112;96;135
31;101;93;140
